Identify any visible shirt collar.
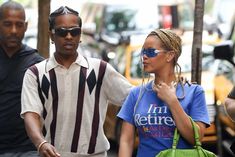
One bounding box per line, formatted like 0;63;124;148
45;53;89;72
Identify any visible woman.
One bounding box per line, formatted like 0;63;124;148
117;29;210;157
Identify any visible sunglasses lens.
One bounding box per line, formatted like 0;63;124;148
141;48;158;57
55;29;67;37
54;27;81;37
70;28;81;36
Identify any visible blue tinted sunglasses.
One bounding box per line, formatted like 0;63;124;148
141;48;162;58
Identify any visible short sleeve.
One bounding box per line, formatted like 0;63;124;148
117;88;137;126
21;69;43;118
189;85;210;127
102;62;133;106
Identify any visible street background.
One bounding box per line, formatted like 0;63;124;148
1;0;235;156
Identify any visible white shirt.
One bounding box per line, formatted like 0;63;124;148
21;54;132;157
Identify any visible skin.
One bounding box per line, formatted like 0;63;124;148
0;8;27;57
118;35;207;157
24;14;82;157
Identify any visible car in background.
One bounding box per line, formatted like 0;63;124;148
214;15;235;156
80;1;159;72
204;0;235;39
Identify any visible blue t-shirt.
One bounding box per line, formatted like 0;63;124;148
117;81;210;157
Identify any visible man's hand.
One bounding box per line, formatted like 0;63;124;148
38;142;61;157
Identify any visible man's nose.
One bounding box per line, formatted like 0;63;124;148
10;25;17;34
65;32;73;39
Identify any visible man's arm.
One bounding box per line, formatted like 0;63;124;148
24;112;45;149
224;97;235;121
24;112;61;156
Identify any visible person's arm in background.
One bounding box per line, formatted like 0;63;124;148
224;86;235;121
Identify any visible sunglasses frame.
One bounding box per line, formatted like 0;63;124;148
141;48;162;58
52;26;81;37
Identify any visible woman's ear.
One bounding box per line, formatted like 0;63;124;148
166;51;175;62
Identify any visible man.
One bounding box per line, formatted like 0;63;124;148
21;6;132;157
224;86;235;154
0;1;44;157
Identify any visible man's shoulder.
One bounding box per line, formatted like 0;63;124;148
20;44;44;63
28;59;47;72
33;59;47;67
86;57;103;63
28;52;44;62
86;57;108;68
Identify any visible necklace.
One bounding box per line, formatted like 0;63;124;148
152;80;178;92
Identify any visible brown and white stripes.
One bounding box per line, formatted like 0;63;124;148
21;55;132;156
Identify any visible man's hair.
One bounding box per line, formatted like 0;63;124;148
0;1;25;20
49;6;82;30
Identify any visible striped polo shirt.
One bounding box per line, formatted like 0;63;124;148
21;54;132;157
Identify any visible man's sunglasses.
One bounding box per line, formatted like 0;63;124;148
52;27;81;37
141;48;162;58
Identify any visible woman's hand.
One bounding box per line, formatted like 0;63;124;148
154;81;178;106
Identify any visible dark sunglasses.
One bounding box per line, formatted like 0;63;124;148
141;48;162;58
52;27;81;37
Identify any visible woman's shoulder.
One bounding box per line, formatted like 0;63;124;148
130;81;153;94
183;82;204;93
130;85;142;93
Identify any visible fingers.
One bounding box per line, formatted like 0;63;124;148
153;82;162;92
155;81;164;89
153;81;176;93
170;81;177;88
158;81;163;86
39;143;61;157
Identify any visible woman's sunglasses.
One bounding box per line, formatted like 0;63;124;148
141;48;162;58
52;27;81;37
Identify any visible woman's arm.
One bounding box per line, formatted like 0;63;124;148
169;100;206;144
118;121;136;157
155;82;207;144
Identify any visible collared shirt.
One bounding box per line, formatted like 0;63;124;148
21;54;132;157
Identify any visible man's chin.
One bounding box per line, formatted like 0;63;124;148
7;42;21;48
